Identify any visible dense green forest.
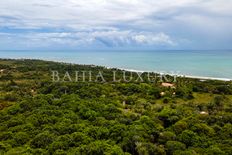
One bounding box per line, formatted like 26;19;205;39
0;59;232;155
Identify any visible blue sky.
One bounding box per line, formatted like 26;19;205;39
0;0;232;50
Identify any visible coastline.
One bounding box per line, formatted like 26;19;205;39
109;67;232;82
1;57;231;82
179;75;231;82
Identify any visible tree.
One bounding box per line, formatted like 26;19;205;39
158;107;180;128
177;130;198;147
158;131;176;144
69;140;124;155
70;132;93;147
173;149;199;155
49;134;72;153
30;131;54;149
136;142;165;155
109;124;127;143
173;120;188;134
165;141;186;155
12;132;29;146
191;123;215;137
206;146;226;155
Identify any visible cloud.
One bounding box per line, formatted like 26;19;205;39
0;0;199;28
133;33;175;46
0;0;231;49
0;30;176;49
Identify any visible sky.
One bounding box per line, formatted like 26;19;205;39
0;0;232;50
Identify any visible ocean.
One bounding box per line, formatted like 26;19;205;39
0;50;232;80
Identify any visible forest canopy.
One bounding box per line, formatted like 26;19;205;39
0;59;232;155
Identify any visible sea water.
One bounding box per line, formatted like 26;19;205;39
0;50;232;80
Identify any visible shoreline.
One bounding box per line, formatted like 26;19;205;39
108;67;232;82
1;57;231;82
